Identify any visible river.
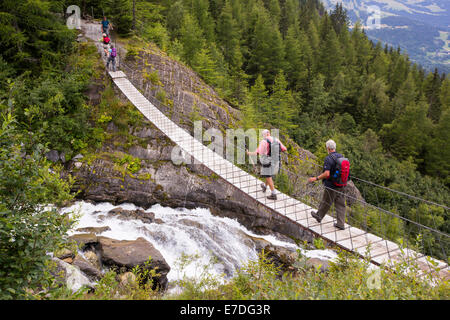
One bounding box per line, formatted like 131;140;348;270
61;201;338;285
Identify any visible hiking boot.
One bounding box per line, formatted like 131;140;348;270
261;183;267;193
267;193;277;200
311;211;322;223
334;223;345;230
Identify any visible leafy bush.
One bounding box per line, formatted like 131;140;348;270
0;115;75;299
116;153;141;174
222;250;450;300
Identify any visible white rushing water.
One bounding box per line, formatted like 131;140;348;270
61;201;338;284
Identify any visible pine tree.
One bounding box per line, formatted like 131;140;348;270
356;74;390;131
425;108;450;180
266;0;281;27
189;0;216;44
330;71;353;115
424;68;443;122
330;2;348;35
268;71;298;133
179;13;206;64
297;30;314;94
280;0;299;36
338;23;355;68
307;20;320;75
369;42;389;80
247;5;285;85
0;0;75;71
104;0;133;35
217;0;243;70
209;0;225;20
317;24;342;87
249;74;269;123
351;22;371;75
191;47;219;86
166;1;186;39
387;54;409;98
284;26;306;90
306;74;329;117
439;77;450;112
390;72;417;121
380;98;433;162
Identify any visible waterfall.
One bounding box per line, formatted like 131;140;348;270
61;201;338;284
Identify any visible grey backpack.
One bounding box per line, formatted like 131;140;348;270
261;138;281;168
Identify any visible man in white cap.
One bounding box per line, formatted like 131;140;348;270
308;139;348;230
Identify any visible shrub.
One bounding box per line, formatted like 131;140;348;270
0;115;76;299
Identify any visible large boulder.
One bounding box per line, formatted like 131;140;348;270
50;258;94;293
247;235;298;276
305;257;331;273
72;254;103;281
75;226;111;234
97;236;170;290
69;233;98;250
107;208;156;224
83;250;102;269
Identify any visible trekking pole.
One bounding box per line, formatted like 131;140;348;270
245;142;257;175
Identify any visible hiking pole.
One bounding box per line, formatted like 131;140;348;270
245;142;257;175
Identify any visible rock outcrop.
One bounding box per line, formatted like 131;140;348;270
97;236;170;290
65;233;171;291
49;258;94;293
106;207;156;224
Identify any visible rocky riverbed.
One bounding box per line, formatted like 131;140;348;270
53;200;338;294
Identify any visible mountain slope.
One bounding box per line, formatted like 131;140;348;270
322;0;449;73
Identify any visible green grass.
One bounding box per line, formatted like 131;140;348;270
33;248;449;300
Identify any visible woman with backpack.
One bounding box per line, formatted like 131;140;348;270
107;44;117;72
246;129;287;200
100;33;111;56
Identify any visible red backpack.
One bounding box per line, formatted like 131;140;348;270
103;36;110;44
330;154;350;187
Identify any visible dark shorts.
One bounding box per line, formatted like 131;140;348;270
261;174;273;178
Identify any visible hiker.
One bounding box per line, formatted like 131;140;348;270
101;16;111;36
308;139;350;230
246;129;287;200
101;33;111;56
106;44;117;72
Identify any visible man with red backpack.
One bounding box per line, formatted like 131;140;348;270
107;44;117;72
308;139;350;230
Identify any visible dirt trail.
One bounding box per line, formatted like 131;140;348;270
80;20;121;68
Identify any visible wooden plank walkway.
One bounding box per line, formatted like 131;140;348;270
108;70;449;279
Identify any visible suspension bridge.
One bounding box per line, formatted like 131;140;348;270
81;20;449;281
